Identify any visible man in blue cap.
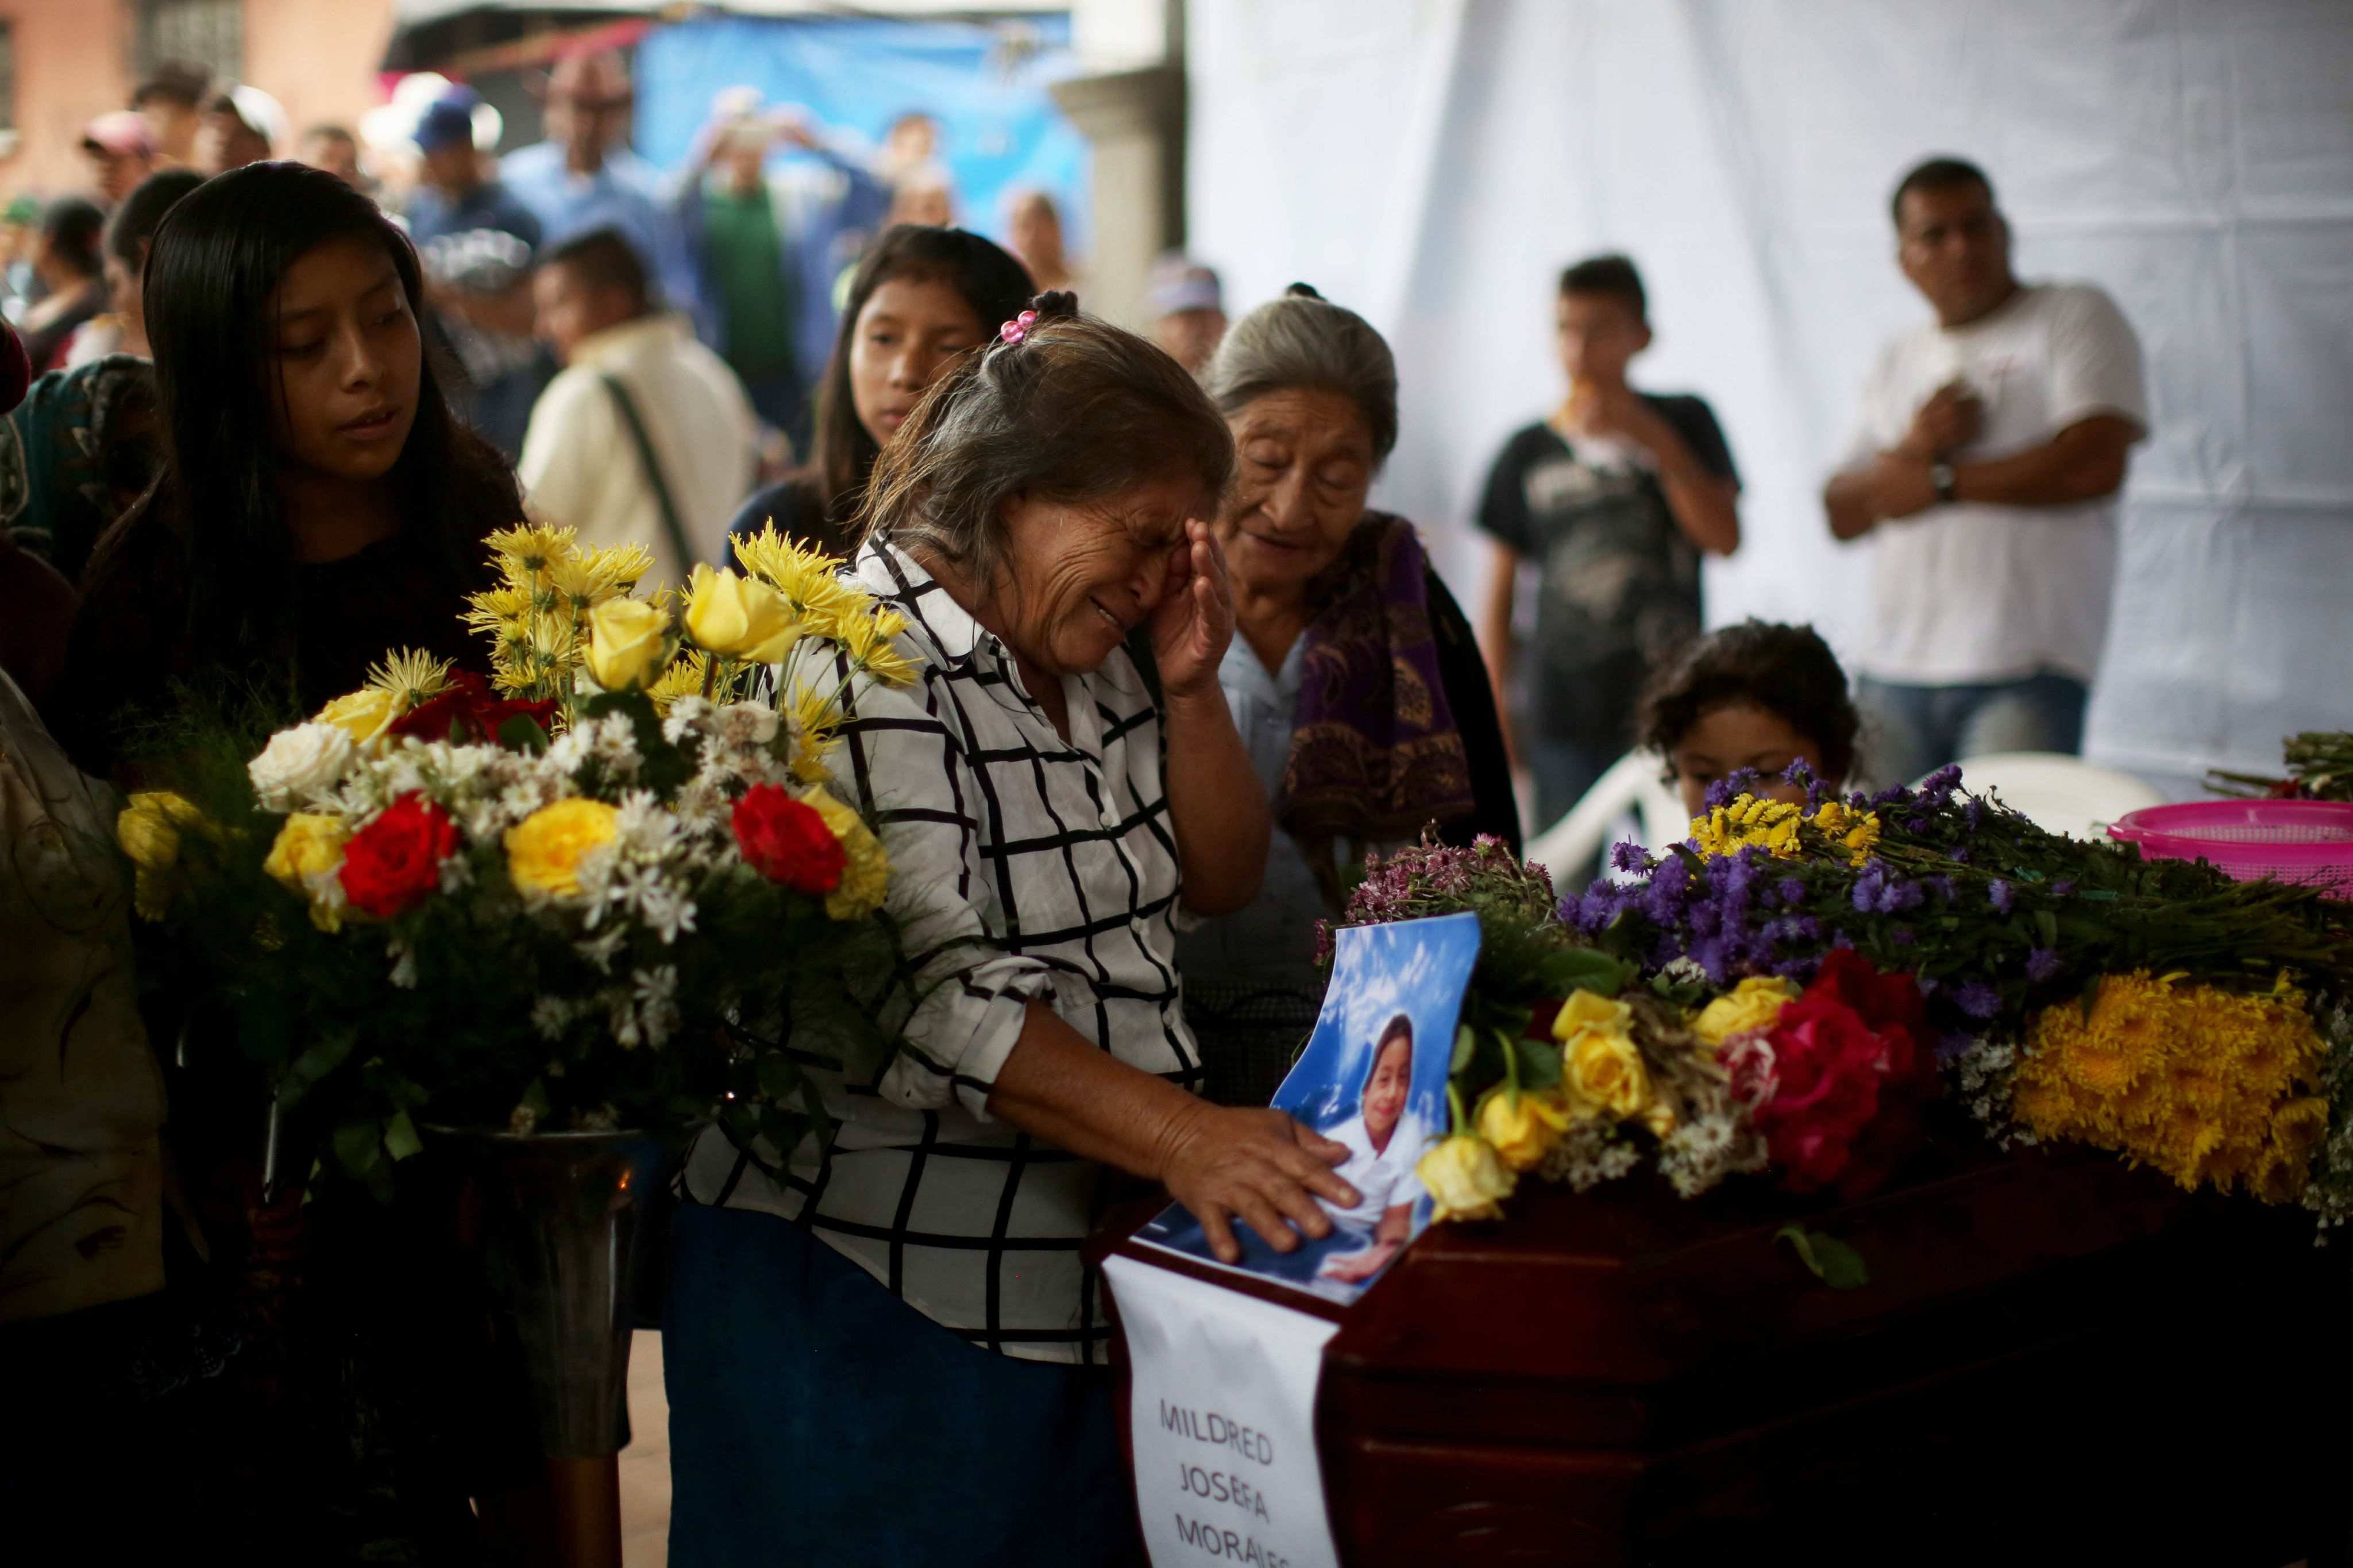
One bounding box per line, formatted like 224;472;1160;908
407;90;548;460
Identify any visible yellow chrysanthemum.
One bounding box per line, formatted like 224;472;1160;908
1809;799;1883;866
550;543;654;606
364;648;453;714
801;786;890;920
1690;794;1803;860
833;607;917;688
2013;972;2329;1203
732;524;859;613
646;651;712;713
504;798;620;898
786;682;844;785
484;523;577;578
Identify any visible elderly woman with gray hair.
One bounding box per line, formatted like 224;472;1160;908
1177;285;1519;1107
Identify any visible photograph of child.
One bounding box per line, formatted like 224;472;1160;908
1136;912;1481;1304
1315;1014;1419;1285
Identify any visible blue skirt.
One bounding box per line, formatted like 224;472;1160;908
664;1200;1140;1567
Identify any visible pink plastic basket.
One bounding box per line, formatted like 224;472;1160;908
2107;801;2353;895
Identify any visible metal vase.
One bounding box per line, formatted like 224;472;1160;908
464;1129;667;1459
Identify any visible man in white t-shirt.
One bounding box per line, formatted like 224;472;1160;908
1824;157;2147;781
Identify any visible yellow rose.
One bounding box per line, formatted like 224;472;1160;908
1565;1028;1650;1123
504;798;621;897
1693;976;1798;1049
263;813;352;932
801;786;890;920
586;596;672;692
1476;1090;1571;1172
314;686;403;744
117;791;203;920
1415;1135;1517;1223
684;564;800;663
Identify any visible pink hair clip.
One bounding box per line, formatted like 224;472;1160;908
998;310;1038;346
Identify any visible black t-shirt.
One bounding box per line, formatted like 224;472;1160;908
1475;395;1737;748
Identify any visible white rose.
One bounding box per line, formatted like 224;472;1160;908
248;721;357;812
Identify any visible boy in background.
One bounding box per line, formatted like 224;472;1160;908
1478;254;1742;844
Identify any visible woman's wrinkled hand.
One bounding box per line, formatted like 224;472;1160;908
1150;519;1236;702
1157;1100;1356;1263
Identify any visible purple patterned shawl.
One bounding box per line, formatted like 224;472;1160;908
1276;513;1478;875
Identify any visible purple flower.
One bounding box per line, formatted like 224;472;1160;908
1989;880;2015;914
1778;878;1806;906
1964;797;1985;829
1923;876;1957;903
1704;768;1761;809
1891;926;1918;945
1948;846;1972;864
2051;880;2077;898
1937;1029;1978;1064
1955;980;2002;1019
1610;839;1650;873
2026;947;2061;982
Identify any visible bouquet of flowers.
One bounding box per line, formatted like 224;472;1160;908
118;524;908;1198
1330;766;2353;1237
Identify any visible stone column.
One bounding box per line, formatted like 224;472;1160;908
1050;61;1185;330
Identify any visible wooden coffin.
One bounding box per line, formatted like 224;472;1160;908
1098;1142;2352;1567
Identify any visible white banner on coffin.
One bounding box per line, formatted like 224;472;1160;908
1104;1253;1343;1568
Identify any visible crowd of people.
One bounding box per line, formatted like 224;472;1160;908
1;40;2148;1563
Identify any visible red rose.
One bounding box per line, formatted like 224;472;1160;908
388;669;558;747
731;784;844;895
340;793;462;919
1758;950;1935;1199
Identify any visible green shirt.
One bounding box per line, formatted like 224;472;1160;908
703;184;794;381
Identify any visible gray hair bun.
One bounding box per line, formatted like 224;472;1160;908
1205;284;1397;461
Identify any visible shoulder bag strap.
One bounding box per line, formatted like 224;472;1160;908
597;370;696;576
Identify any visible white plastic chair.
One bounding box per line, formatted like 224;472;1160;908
1523;750;1690;885
1942;752;2164;842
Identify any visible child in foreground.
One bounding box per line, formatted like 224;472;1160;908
1637;620;1861;818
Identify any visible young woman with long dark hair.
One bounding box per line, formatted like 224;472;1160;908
46;160;522;775
30;163;542;1559
724;222;1032;556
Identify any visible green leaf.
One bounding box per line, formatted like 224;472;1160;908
1513;1031;1563;1091
1776;1224;1869;1289
498;714;550;755
276;1030;357;1113
1451;1023;1477;1075
333;1118;384;1182
381;1109;423;1162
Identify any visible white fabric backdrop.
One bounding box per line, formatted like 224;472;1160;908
1186;0;2353;789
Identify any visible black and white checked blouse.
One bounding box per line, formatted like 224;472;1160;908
681;541;1206;1363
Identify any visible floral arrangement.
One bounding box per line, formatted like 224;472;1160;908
118;524;911;1197
2209;730;2353;802
1333;766;2353;1238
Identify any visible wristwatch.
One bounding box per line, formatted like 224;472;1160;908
1929;461;1959;505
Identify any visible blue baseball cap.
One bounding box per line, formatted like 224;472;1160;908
415;93;479;153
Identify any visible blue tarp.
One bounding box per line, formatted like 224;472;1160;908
631;11;1090;258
